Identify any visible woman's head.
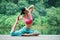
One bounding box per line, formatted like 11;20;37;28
21;7;29;15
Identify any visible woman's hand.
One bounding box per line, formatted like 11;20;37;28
16;15;20;24
16;15;23;24
28;5;34;14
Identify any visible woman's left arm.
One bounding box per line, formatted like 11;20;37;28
28;5;34;14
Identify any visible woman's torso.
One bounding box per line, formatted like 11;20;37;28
23;14;33;28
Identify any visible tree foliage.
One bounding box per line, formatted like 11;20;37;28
0;0;60;34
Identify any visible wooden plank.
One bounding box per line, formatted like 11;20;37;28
0;35;60;40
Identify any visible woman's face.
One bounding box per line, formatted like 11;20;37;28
24;7;29;14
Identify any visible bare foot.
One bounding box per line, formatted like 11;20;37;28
22;34;32;36
22;33;39;36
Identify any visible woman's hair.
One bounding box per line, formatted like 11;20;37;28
20;7;26;15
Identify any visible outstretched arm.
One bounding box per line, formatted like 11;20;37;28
11;15;22;32
28;5;34;14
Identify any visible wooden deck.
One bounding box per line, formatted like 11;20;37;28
0;35;60;40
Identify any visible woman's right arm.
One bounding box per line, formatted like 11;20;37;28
11;15;22;32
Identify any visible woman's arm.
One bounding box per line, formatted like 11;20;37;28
28;5;34;13
11;21;18;32
11;15;22;32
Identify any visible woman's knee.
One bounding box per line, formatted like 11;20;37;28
10;32;18;36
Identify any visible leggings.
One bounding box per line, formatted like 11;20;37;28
10;26;39;36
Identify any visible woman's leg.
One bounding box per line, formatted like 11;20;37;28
29;29;40;36
10;26;26;36
21;29;40;36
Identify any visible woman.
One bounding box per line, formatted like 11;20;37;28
10;5;39;36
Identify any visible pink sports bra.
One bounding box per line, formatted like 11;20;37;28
23;14;33;24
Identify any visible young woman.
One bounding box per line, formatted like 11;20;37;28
10;5;39;36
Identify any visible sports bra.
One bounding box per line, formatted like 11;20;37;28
23;14;33;24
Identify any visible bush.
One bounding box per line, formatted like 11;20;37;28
0;2;19;15
18;0;29;12
6;2;19;15
0;2;6;14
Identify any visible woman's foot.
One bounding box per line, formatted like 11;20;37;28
22;33;39;36
32;33;39;36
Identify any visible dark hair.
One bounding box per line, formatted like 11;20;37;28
20;7;26;15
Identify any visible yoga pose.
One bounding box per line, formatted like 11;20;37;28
10;5;39;36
